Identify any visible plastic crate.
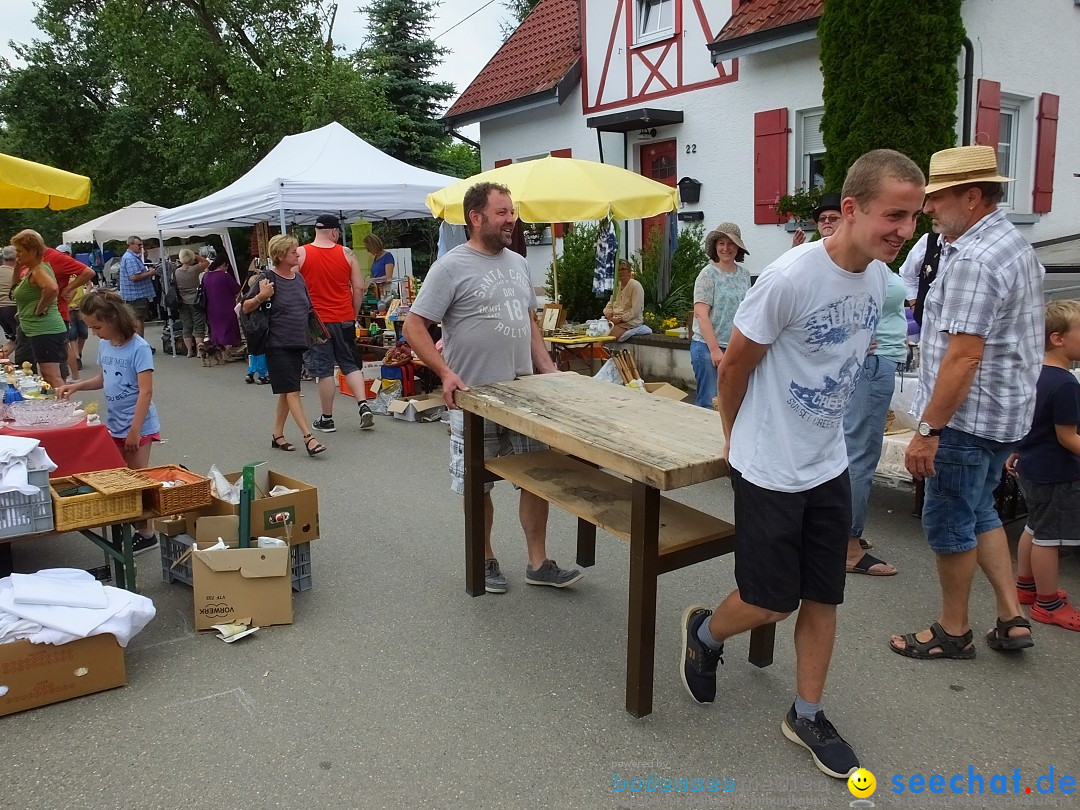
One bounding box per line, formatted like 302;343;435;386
0;467;54;539
161;534;312;593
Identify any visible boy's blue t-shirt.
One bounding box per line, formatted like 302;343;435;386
1017;365;1080;483
97;334;161;439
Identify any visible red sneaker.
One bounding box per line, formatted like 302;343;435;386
1031;601;1080;632
1018;587;1066;606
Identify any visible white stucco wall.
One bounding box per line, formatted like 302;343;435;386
475;0;1080;285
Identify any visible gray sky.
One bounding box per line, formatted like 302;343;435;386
3;0;504;132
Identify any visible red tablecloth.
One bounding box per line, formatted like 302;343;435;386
4;422;126;477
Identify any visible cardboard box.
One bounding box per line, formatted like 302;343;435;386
388;393;446;423
153;514;187;537
643;382;688;401
203;471;319;546
191;516;292;630
0;633;125;717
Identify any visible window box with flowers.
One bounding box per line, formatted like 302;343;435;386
775;184;825;232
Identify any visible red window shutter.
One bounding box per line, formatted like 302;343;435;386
753;109;788;225
550;149;572;237
494;159;512;167
974;79;1001;148
1033;93;1059;214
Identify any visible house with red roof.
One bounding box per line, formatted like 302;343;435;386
445;0;1077;282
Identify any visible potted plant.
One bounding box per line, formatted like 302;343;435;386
774;184;826;227
523;222;548;246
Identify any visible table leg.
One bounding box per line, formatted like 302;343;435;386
748;622;776;668
626;480;660;718
576;518;596;567
111;524;135;592
463;410;486;597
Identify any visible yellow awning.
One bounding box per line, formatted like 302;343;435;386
0;152;91;211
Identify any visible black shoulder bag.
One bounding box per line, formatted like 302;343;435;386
913;234;943;327
240;273;272;355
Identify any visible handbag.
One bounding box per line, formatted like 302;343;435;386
240;281;272;355
306;309;330;347
163;283;180;314
193;281;206;311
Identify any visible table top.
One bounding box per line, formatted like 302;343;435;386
3;422;126;478
545;335;616;346
456;372;728;491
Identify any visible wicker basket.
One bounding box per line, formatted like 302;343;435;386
140;465;212;515
50;469;158;532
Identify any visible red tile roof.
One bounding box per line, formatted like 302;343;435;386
714;0;823;43
445;0;579;121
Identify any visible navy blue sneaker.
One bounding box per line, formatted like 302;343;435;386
781;704;859;779
680;605;723;704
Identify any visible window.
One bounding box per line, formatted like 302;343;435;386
997;105;1019;207
637;0;674;42
799;110;826;189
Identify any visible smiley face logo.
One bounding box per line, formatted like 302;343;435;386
848;768;877;798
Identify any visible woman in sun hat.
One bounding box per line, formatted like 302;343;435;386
691;223;751;408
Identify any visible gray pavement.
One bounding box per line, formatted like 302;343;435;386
3;325;1077;810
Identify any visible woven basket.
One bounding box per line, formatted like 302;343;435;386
140;465;212;515
50;473;150;532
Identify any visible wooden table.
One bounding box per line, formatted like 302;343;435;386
456;373;775;718
545;334;616;375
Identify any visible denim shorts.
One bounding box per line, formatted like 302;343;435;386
921;427;1016;554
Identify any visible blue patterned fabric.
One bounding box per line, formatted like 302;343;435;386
593;216;616;296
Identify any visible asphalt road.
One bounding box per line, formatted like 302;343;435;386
3;325;1077;810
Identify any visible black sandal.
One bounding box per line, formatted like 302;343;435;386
303;433;326;456
890;621;976;660
271;435;295;451
985;615;1034;652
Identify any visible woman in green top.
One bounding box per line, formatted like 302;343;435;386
11;229;67;389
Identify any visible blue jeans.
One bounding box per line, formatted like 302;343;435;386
247;353;268;377
842;355;901;538
921;427;1016;554
690;338;719;408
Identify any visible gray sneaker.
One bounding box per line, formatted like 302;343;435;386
485;558;507;594
358;403;375;429
525;559;583;588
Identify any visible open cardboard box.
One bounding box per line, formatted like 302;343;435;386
201;470;319;546
624;381;688;401
191;515;292;630
388;393;446;422
0;633;125;717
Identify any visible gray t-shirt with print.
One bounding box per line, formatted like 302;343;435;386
410;244;537;387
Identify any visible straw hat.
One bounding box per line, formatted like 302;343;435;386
706;222;749;256
924;145;1013;194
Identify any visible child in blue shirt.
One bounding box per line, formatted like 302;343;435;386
1009;300;1080;631
58;289;161;554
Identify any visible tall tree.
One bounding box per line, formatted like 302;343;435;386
358;0;456;170
818;0;965;190
500;0;542;39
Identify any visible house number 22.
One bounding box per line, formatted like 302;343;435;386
685;144;697;154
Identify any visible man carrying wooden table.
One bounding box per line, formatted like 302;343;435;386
679;149;926;780
403;181;582;593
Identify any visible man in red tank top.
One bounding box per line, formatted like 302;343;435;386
298;214;375;432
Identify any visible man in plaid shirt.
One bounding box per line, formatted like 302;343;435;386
892;146;1044;661
118;235;157;338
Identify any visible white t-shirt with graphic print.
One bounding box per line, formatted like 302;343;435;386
730;241;887;492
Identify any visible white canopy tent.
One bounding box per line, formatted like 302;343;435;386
63;200;239;279
155;122;458;231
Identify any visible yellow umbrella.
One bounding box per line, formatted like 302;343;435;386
0;152;91;210
426;156;679;301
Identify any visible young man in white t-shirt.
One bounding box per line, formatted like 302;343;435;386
679;149;925;780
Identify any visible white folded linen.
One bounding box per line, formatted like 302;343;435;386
0;436;57;495
11;572;108;609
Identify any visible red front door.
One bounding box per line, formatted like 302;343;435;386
640;139;677;250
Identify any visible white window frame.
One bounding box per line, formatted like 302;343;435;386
635;0;675;46
996;94;1034;211
798;108;827;190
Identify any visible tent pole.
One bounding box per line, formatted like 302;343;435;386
278;207;287;233
158;228;176;357
550;229;558;302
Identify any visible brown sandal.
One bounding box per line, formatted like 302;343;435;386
890;622;976;660
985;615;1034;652
271;435;295;451
303;434;326;456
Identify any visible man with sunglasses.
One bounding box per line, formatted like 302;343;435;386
118;235;157;339
792;193;843;246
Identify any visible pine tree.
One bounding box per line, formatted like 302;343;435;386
819;0;965;190
358;0;456;170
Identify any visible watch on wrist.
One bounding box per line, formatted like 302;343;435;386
917;421;942;437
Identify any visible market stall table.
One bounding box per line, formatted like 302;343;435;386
546;334;615;375
456;373;775;718
0;422;144;589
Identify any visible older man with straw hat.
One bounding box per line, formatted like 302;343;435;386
892;145;1044;661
